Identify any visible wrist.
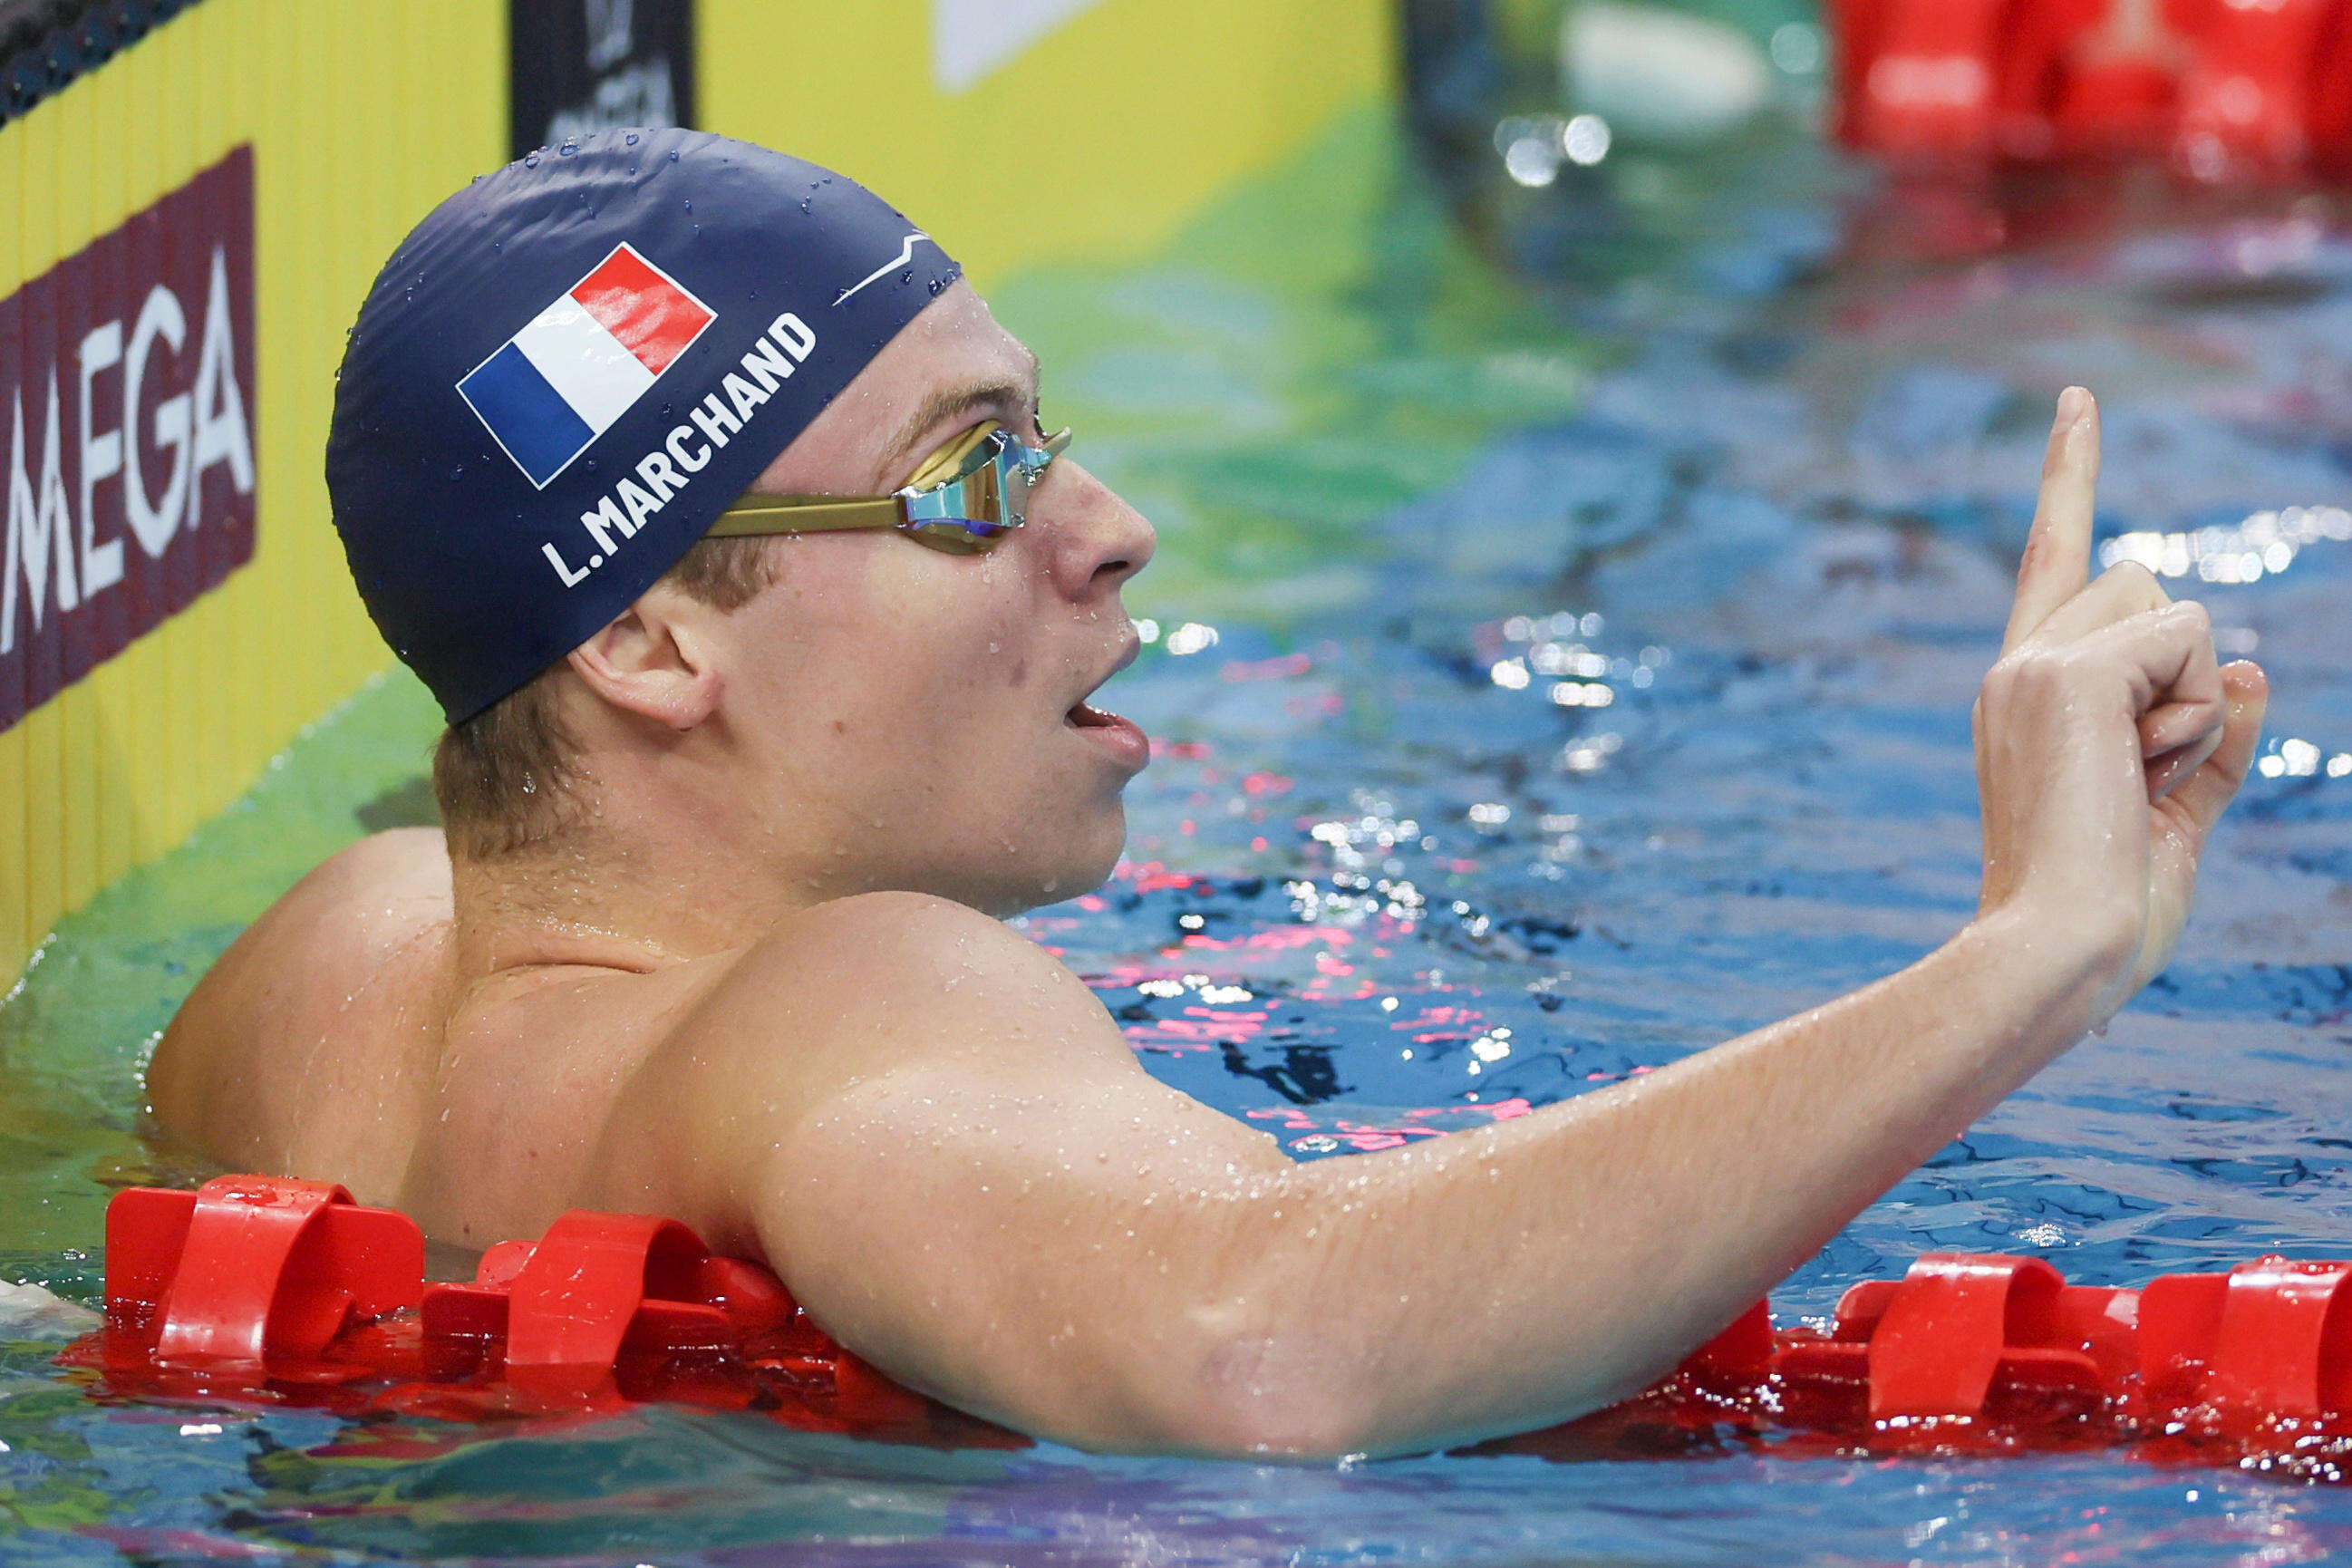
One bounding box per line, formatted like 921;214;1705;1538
1955;899;2138;1040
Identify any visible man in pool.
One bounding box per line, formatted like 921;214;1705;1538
150;130;2268;1457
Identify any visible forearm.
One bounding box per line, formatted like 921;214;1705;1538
1225;906;2125;1454
731;898;2125;1457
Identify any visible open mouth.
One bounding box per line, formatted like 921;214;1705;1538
1063;684;1148;771
1058;632;1148;770
1064;635;1144;733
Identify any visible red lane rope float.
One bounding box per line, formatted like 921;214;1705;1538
1494;1254;2352;1480
61;1176;1023;1449
57;1176;2352;1476
1829;0;2352;170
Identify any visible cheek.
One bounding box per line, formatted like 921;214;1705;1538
903;556;1041;692
766;548;1041;752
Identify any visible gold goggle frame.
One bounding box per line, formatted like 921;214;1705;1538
704;421;1072;556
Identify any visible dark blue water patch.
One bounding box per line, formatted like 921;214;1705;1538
1370;418;1709;585
1850;364;2016;469
1686;864;1962;912
2286;844;2352;883
2138;963;2352;1026
2239;779;2352;826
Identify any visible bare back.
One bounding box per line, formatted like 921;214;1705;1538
148;828;757;1249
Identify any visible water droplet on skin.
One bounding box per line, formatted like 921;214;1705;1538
523;153;540;168
558;139;579;156
624;131;640;145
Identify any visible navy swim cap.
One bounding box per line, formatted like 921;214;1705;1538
327;128;962;723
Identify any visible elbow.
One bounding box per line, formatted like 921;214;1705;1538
1179;1339;1389;1459
1095;1322;1392;1460
1011;1182;1414;1457
1097;1197;1414;1457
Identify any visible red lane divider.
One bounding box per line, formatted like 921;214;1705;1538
1765;1253;2136;1439
64;1176;1021;1448
1497;1252;2352;1477
106;1178;421;1370
1827;0;2012;156
57;1178;2352;1475
1833;0;2352;171
2139;1257;2352;1428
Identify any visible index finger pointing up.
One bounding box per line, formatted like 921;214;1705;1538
2003;387;2102;654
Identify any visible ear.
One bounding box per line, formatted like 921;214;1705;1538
565;585;724;731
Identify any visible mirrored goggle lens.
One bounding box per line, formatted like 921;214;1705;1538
895;428;1070;554
900;518;1011;554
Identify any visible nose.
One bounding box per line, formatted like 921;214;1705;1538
1039;458;1155;600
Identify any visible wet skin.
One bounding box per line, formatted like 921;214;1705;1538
150;302;2267;1456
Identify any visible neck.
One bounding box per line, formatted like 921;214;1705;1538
447;843;760;984
444;695;893;982
446;787;837;983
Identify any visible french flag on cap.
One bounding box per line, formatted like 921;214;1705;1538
459;243;716;489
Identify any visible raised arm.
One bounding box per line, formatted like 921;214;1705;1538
654;391;2266;1458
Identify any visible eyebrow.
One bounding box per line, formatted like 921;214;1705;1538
875;348;1041;486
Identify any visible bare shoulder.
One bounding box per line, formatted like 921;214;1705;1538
665;891;1138;1100
168;827;453;1027
149;828;454;1175
595;889;1291;1411
712;889;1128;1064
587;890;1147;1226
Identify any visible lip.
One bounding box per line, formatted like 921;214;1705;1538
1064;634;1148;772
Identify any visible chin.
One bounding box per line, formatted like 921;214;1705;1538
982;807;1127;918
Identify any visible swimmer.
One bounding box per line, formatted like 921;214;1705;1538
147;130;2268;1457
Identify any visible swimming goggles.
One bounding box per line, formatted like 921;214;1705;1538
704;420;1071;556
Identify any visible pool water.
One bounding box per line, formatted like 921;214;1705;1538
2;105;2351;1564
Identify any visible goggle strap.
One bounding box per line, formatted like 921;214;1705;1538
702;497;906;537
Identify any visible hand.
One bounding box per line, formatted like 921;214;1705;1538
1972;388;2269;1021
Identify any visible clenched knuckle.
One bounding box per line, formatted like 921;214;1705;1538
1984;648;2060;708
2100;560;2164;604
2013;646;2071;695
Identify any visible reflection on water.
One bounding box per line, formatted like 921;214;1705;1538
0;103;2347;1564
